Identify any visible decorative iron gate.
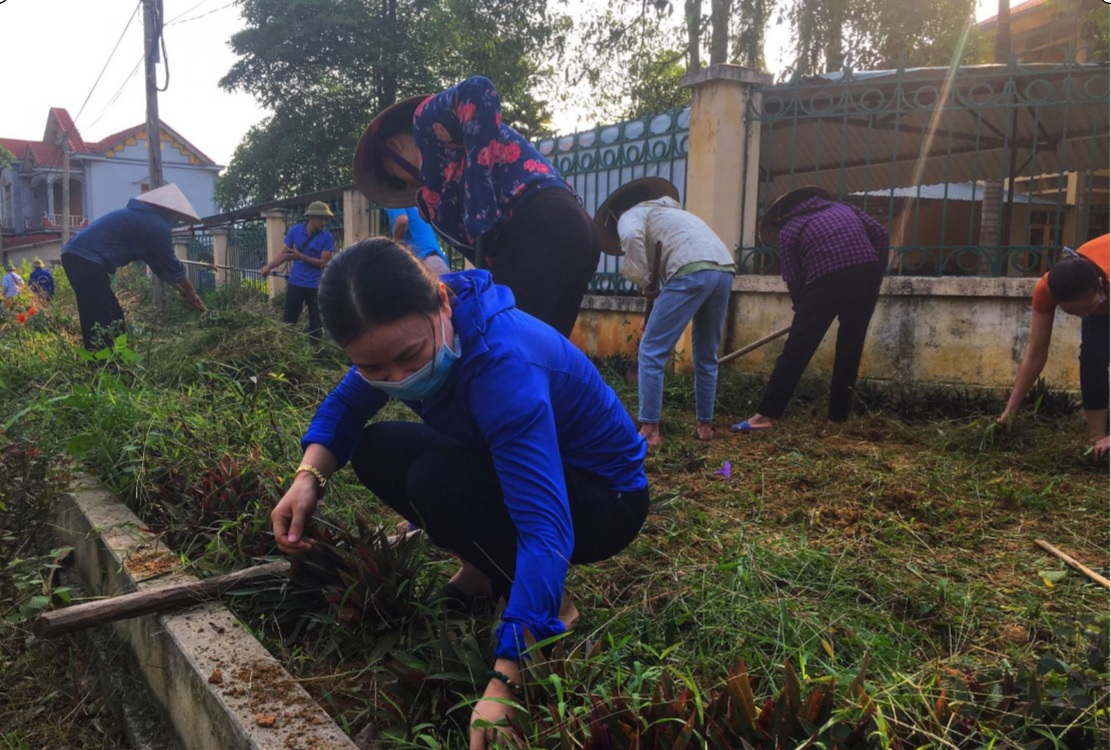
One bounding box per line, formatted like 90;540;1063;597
535;107;690;293
741;54;1110;276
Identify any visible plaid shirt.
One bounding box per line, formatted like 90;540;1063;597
778;198;889;296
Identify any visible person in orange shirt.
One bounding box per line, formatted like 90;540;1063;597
999;234;1109;459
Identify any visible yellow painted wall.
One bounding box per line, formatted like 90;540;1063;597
573;275;1081;391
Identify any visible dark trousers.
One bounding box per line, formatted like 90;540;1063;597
1080;314;1109;411
61;253;125;351
283;283;321;338
759;262;884;421
483;188;602;337
349;422;650;600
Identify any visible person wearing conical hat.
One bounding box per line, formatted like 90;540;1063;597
61;183;205;350
595;177;736;446
259;201;336;338
28;258;55;302
732;187;888;433
353;76;601;337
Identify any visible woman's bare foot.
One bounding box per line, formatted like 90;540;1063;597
639;423;662;446
559;592;579;629
695;422;714;441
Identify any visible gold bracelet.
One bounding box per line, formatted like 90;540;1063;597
294;463;327;491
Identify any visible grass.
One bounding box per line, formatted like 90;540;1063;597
0;271;1106;748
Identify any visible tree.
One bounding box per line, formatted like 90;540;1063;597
560;1;692;125
785;0;984;77
216;0;566;209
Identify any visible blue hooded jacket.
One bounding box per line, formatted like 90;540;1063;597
303;270;647;659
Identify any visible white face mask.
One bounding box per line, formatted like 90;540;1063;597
357;313;461;401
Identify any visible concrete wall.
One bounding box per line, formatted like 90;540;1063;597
85;158;217;221
572;276;1082;391
3;238;64;268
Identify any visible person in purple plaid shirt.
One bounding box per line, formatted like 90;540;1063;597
732;187;888;433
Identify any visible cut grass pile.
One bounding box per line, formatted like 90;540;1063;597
0;275;1106;748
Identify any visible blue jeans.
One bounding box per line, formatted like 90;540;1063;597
638;269;734;424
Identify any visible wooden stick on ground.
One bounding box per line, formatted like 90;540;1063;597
33;560;292;639
717;325;792;365
1034;539;1110;589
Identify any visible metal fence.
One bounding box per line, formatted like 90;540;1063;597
741;53;1110;276
536;107;691;293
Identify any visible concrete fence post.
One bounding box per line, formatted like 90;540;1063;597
210;227;230;287
343;189;372;248
262;209;289;299
681;64;774;255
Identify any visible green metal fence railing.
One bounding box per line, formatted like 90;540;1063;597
740;51;1110;277
535;108;691;294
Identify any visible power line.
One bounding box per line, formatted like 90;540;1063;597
165;0;237;26
164;0;215;25
74;1;143;125
86;55;146;131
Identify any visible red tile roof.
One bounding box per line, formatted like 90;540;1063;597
2;109;216;169
0;232;59;250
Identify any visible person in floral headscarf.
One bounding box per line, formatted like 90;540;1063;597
353;76;601;337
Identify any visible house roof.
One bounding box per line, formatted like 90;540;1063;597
1;108;217;170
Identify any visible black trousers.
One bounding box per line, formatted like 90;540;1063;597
759;262;884;421
283;283;321;338
349;422;650;600
1080;314;1109;412
481;188;602;338
61;253;125;351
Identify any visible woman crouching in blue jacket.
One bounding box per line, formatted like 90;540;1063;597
270;238;649;747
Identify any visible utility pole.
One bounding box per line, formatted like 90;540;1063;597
142;0;167;306
61;135;71;245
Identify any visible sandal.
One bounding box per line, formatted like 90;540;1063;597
730;419;772;433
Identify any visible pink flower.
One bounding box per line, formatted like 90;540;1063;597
477;140;498;167
495;112;502;128
455;102;477;123
522;159;549;173
498;141;521;164
432;123;452;143
442;159;464;183
420;188;440;215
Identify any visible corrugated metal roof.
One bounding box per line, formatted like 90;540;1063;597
851;181;1061;204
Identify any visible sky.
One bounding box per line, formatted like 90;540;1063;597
0;0;1016;171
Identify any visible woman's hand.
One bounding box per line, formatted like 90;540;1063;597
469;660;523;750
271;474;320;554
1092;436;1109;461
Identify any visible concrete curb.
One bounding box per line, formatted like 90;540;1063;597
55;475;358;750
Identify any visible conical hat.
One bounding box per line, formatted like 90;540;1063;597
593;177;680;256
353;94;431;208
135;183;201;223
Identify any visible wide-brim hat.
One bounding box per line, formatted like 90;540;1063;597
136;183;201;223
593;177;681;256
759;186;832;248
353;94;431;208
303;201;335;218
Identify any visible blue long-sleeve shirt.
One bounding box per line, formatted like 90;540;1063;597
302;270;647;659
63;199;186;283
